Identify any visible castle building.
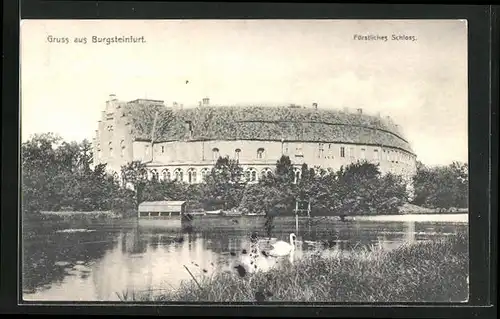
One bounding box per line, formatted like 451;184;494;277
92;94;417;185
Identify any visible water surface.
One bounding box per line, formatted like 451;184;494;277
22;214;468;301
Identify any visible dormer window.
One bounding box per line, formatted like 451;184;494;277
257;148;265;159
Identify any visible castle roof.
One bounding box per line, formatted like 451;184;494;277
121;103;414;154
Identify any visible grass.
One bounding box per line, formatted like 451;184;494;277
118;231;468;303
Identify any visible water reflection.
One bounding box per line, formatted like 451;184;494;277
22;217;468;301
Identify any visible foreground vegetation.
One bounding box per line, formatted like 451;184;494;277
119;231;468;303
22;133;468;221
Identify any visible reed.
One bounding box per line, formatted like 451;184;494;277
118;231;468;303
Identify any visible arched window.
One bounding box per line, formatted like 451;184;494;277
120;140;125;157
373;149;380;161
161;169;170;182
234;148;241;160
150;169;159;181
212;148;220;160
201;168;210;182
187;168;197;184
174;168;184;182
293;167;301;184
251;170;257;182
245;168;258;183
257;148;265;159
261;167;273;179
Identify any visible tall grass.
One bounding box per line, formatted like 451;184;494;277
119;231;468;303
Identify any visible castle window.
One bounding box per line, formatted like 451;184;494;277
235;148;241;160
161;146;165;153
97;143;102;160
187;168;197;184
245;168;258;183
295;144;303;157
283;143;289;154
120;140;125;157
150;169;159;181
318;143;324;158
360;148;366;159
251;170;257;182
174;168;184;182
108;142;113;156
373;149;379;161
293;168;301;184
257;148;265;159
261;167;273;179
201;168;210;182
212;148;220;160
340;146;345;158
145;145;150;157
161;169;170;181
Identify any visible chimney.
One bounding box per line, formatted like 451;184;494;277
312;102;318;109
356;108;363;114
202;97;210;106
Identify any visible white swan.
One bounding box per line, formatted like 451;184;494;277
268;233;296;257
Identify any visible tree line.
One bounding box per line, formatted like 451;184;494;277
21;133;468;220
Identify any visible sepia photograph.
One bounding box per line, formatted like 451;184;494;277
20;19;469;303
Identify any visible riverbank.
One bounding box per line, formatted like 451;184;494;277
119;230;468;303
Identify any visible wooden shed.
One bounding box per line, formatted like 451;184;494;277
138;201;187;218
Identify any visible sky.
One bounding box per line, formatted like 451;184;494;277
20;19;468;166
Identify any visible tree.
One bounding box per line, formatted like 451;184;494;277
412;161;468;209
203;156;245;210
21;133;122;217
274;155;295;185
120;161;148;208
